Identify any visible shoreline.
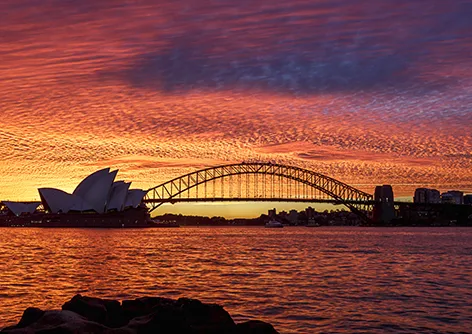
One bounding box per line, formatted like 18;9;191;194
0;224;471;229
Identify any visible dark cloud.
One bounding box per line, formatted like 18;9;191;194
98;0;471;94
3;0;470;94
111;44;415;94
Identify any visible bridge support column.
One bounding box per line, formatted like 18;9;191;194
373;185;395;225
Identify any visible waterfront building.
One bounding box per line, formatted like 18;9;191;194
268;208;276;218
305;206;316;218
39;168;146;214
278;210;288;219
0;201;41;216
441;193;455;204
288;209;298;224
441;191;464;205
1;168;151;228
414;188;440;204
464;194;472;205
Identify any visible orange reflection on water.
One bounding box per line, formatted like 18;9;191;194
1;227;471;333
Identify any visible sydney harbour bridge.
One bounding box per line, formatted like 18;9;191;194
143;162;393;223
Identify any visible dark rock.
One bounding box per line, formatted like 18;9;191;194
126;311;193;333
15;307;45;328
176;298;236;330
126;297;236;334
2;310;108;333
121;296;175;320
62;294;123;327
235;320;279;334
3;296;279;334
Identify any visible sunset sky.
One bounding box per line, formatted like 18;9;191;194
1;0;471;217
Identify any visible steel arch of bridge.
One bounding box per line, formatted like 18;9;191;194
144;162;373;218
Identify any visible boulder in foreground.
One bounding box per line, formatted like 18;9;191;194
3;294;279;334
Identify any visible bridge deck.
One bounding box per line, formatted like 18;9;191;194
143;197;377;205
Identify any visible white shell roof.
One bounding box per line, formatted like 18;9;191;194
68;196;94;212
39;169;144;214
124;189;147;208
39;188;77;213
2;201;41;216
73;168;110;197
80;170;117;213
106;181;130;211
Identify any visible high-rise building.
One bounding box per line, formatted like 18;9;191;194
441;191;464;205
414;188;440;203
305;206;316;218
440;193;455;204
268;208;277;218
464;194;472;205
288;209;298;224
278;210;288;220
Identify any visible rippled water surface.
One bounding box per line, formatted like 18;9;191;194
1;227;471;333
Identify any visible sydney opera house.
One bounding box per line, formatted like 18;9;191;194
0;168;152;227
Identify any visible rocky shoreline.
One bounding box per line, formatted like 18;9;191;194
2;294;279;333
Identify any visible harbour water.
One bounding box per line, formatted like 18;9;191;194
0;227;471;333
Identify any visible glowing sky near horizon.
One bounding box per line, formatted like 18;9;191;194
0;0;471;216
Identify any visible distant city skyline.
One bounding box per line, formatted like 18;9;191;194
1;0;471;217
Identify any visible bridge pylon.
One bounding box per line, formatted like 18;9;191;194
372;185;395;224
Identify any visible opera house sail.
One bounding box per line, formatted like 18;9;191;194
1;168;151;227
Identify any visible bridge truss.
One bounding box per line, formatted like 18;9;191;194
144;163;374;220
